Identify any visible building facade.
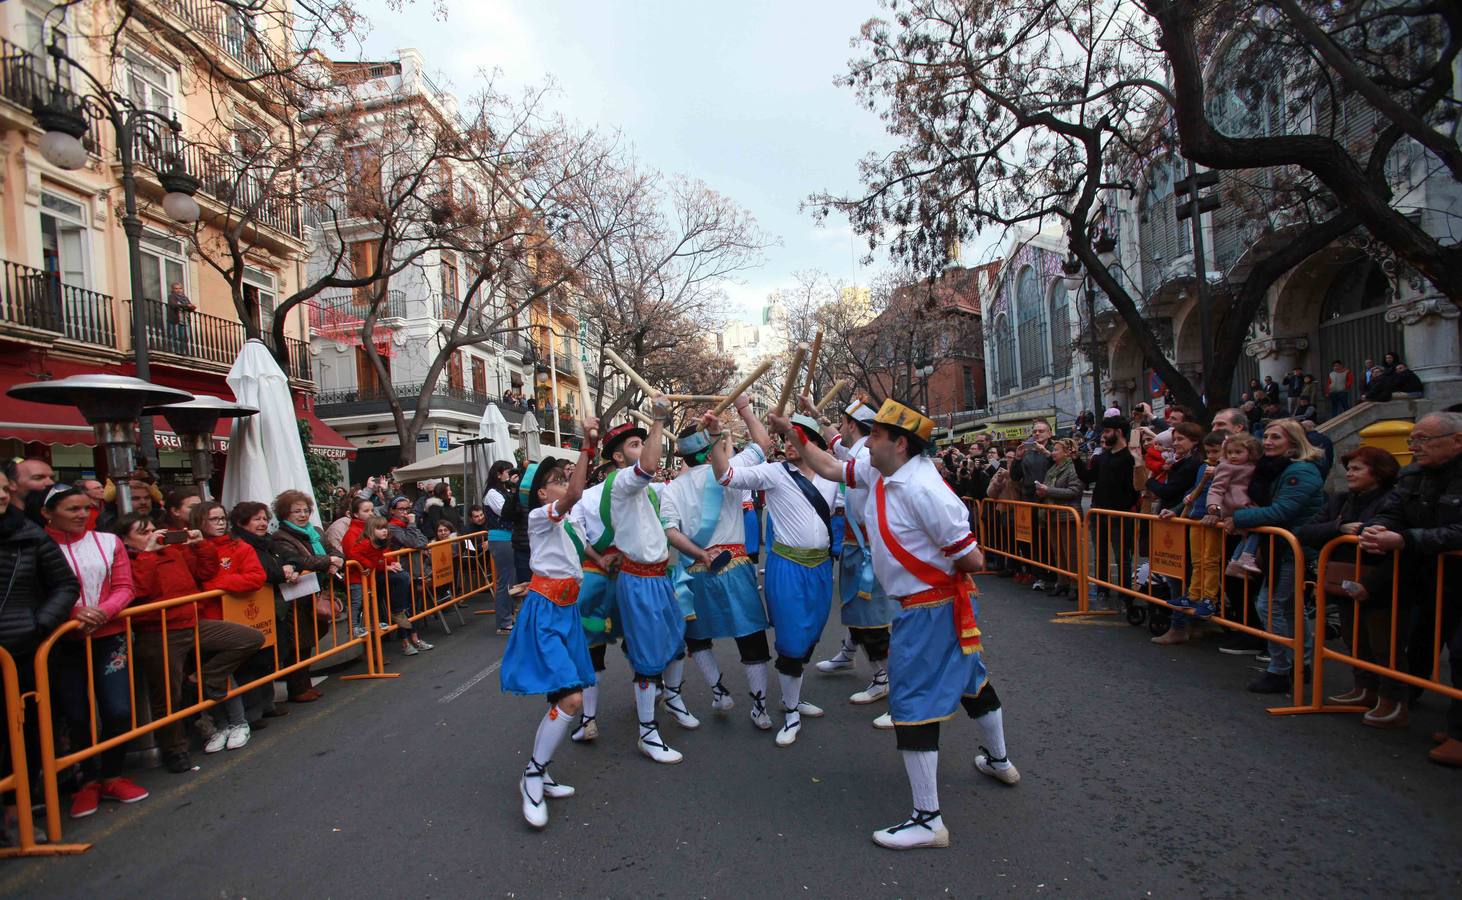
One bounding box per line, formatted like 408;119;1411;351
0;0;352;489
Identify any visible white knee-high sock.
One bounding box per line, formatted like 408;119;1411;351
972;707;1011;767
777;672;802;711
842;632;858;654
581;684;598;719
744;661;769;705
664;656;686;690
633;679;658;725
902;750;940;812
531;705;575;770
692;648;721;687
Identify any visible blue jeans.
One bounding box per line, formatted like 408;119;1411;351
489;540;516;629
1328;391;1350;418
1254;556;1313;674
52;634;132;782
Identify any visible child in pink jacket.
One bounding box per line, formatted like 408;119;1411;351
1205;433;1261;575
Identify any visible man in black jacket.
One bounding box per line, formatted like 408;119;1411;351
1084;415;1139;609
1012;420;1056;589
1360;412;1462;767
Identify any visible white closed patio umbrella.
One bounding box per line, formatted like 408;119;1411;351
520;409;543;460
223;339;320;527
474;403;514;496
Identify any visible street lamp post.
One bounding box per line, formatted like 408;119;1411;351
1062;230;1119;418
32;38;202;469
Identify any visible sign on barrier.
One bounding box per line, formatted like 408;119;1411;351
1150;519;1187;579
1014;505;1033;543
431;544;455;588
223;586;277;648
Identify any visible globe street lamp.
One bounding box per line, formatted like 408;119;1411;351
7;375;194;514
33;37;203;468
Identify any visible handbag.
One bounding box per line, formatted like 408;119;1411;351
1320;549;1378;597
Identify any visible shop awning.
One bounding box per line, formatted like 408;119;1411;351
294;407;357;460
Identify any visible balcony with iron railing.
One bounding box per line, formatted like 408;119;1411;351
131;136;303;239
0;257;312;383
308;289;407;332
0;37;104;151
153;0;274;76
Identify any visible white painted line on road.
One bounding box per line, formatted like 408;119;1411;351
439;660;502;704
1047;617;1127;626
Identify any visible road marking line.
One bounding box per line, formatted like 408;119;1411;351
439;660;502;703
1047;617;1127;627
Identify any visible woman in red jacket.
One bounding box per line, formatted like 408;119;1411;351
40;486;148;819
346;516;428;656
116;512;263;771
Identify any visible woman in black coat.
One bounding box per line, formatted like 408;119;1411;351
0;471;79;842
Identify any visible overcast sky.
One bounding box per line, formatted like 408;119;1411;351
353;0;945;322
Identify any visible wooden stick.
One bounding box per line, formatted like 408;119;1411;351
814;378;851;413
664;394;729;403
774;343;810;416
710;358;774;416
626;408;653;426
803;330;823;395
603;347;658;398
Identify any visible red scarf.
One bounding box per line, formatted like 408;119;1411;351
874;478;981;655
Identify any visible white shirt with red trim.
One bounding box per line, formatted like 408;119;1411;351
845;454;978;598
720;460;837;551
661;444;763;548
528;501;582;581
608;463;669;564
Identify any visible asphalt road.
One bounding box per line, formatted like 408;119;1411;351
6;579;1461;899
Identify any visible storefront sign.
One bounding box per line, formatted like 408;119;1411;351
1150;520;1188;579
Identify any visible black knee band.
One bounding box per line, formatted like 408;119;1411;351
895;722;940;752
546;688;575;705
589;643;607;673
961;682;1001;719
685;636;714;654
632;672;662;686
850;626;890;661
734;631;771;664
774;655;805;677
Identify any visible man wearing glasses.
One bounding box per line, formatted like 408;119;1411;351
1361;412;1462;767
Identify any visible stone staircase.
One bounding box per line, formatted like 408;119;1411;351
1314;381;1462;490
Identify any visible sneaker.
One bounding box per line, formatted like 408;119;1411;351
495;627;513;636
1189;599;1218;619
570;716;599;743
69;782;101;819
815;646;857;674
850;673;889;705
1167;596;1197;611
662;687;701;730
1218;633;1262;655
637;722;683;764
204;729;229;754
974;750;1020;785
519;774;548;829
796;700;824;718
412;638;434;651
353;626;368;639
1225;553;1261;577
1031;579;1047;592
872;712;895;730
872;810;949;850
710;679;735;711
225;723;251;751
99;777;149;804
775;709;801;747
1248;671;1290;694
401;642;419;656
748;695;773;731
164;751;192;774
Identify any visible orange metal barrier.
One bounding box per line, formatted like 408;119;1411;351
979;498;1095;614
379;530;492;638
1296;539;1462;716
0;646;87;857
31;575;383;844
1083;509;1310;709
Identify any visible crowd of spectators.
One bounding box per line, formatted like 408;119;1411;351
0;454;494;845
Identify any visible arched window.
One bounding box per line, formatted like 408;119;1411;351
1016;266;1048;388
1049;281;1072;378
993;313;1015;395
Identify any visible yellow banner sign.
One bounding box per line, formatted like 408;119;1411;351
1150;520;1188;580
431;544;455;588
222;587;277;649
1013;505;1034;544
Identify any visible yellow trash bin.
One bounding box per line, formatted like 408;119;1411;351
1359;419;1414;467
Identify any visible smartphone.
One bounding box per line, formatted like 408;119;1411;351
162;530;190;545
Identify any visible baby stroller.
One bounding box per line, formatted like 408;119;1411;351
1125;562;1172;637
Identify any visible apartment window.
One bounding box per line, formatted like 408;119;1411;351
344;146;383;214
471;356;486;395
123;50;174;117
440;252;459;302
243;266;276;332
138;231;186;305
22;9;70;86
1015;267;1049;388
1049;282;1072;378
349;240;377;306
447;351;463;391
39;191;89;288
